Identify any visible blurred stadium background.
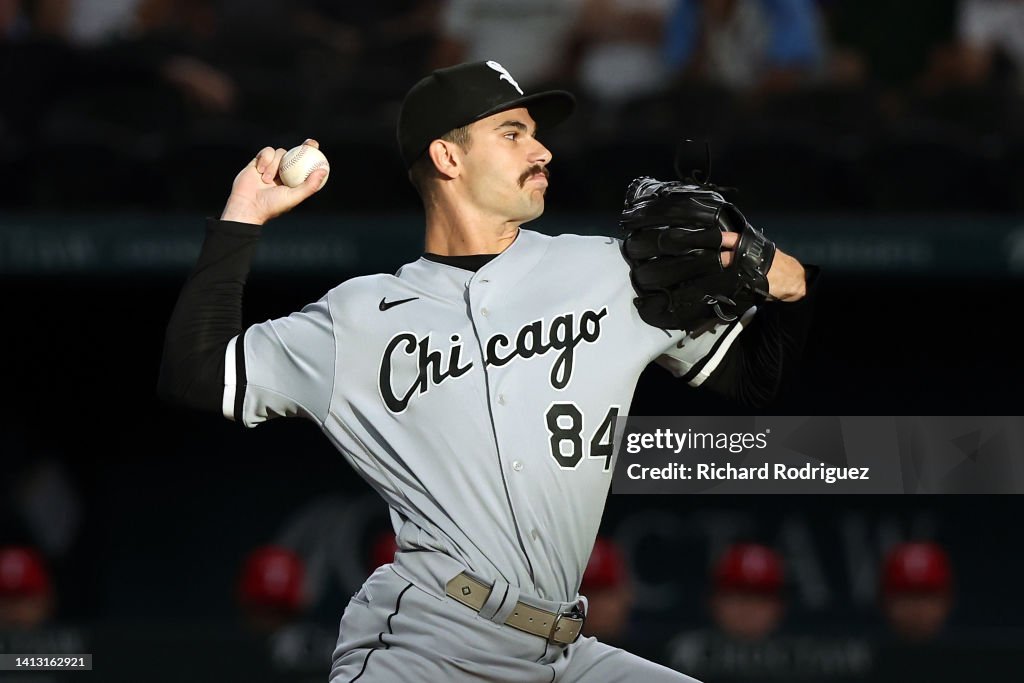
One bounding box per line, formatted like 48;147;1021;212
2;0;1023;681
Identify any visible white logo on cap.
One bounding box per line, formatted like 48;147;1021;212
486;61;523;95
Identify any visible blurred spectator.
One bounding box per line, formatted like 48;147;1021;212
57;0;143;46
580;536;635;644
664;0;827;94
708;542;786;641
433;0;584;88
824;0;958;92
1;0;29;39
921;0;1024;92
664;543;792;678
957;0;1024;88
292;1;440;80
237;545;308;634
880;541;953;642
117;0;239;116
4;0;252;210
0;546;54;630
235;543;343;678
573;0;674;104
32;0;241;119
0;443;85;618
9;458;83;560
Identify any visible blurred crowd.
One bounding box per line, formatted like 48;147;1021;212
0;528;978;682
3;0;1024;213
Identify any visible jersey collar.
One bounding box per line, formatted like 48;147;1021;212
397;228;549;298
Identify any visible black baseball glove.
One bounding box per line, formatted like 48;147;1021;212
620;176;776;331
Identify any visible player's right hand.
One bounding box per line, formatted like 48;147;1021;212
220;139;328;226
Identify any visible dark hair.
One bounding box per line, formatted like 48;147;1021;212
408;125;473;197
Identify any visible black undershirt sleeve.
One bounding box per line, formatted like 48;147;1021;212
700;265;821;408
157;218;262;413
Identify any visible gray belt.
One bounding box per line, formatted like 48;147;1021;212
445;572;585;645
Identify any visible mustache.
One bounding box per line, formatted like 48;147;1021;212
518;165;550;187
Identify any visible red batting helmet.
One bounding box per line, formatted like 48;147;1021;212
581;536;628;592
237;546;306;612
0;547;52;597
713;543;784;593
882;542;952;595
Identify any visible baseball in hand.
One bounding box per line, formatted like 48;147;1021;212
278;144;330;189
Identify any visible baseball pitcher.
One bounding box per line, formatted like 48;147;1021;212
159;60;817;682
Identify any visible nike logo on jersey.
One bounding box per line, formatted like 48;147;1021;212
379;296;419;311
378;307;608;413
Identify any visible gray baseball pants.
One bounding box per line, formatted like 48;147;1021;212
329;554;700;683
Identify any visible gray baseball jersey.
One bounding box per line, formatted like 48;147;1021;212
224;228;753;603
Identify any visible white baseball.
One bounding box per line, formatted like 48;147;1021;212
278;144;330;189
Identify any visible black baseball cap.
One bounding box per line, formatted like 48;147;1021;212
397;60;576;168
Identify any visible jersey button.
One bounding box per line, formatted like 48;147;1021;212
512;460;523;471
497;394;505;405
481;307;490;317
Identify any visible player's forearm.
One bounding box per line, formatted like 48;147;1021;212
766;248;807;301
705;266;820;407
157;219;262;412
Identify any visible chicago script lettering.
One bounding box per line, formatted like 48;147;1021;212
378;333;472;412
379;308;607;412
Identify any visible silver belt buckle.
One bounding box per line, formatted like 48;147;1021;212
549;601;586;644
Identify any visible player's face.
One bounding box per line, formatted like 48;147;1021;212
460;108;552;224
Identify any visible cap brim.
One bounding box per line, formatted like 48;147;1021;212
476;90;576;132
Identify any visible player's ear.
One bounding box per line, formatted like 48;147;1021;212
428;139;461;180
